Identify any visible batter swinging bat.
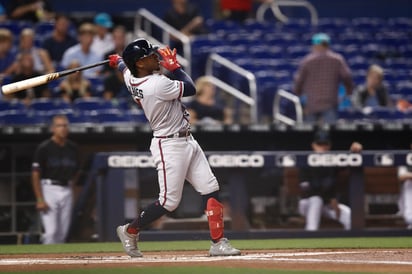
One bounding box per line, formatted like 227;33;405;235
1;60;110;95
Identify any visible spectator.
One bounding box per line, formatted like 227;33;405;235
187;76;232;125
219;0;270;22
10;52;50;104
298;130;362;231
352;64;391;110
31;114;81;244
58;60;92;103
91;13;114;57
102;25;127;75
61;23;103;79
0;28;17;77
6;0;54;23
397;142;412;230
42;13;77;68
164;0;207;36
293;33;354;125
103;69;129;100
18;28;54;73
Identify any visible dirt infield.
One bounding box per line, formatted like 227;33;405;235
1;249;412;273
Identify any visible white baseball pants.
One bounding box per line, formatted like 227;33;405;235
299;196;351;231
40;184;73;244
399;180;412;226
150;135;219;212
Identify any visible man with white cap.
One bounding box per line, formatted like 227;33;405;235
91;12;114;56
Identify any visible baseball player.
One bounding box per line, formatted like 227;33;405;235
298;130;361;231
397;142;412;229
108;38;240;257
32;114;80;244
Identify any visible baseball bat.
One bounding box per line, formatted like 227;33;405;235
1;60;110;95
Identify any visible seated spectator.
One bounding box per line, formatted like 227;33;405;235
0;28;17;77
6;0;54;23
42;13;77;68
91;13;114;57
18;28;54;74
298;130;362;231
10;52;50;104
187;76;232;125
58;60;92;103
352;64;391;109
397;142;412;230
61;23;103;79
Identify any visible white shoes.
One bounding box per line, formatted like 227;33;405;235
116;224;143;257
209;238;241;256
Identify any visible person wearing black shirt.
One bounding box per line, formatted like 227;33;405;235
298;130;362;231
32;115;80;244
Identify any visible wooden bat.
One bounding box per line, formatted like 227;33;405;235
1;60;110;95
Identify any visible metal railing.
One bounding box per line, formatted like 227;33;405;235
134;8;192;75
205;53;258;123
273;89;303;126
256;0;319;25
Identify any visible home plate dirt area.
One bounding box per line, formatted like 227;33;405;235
1;249;412;273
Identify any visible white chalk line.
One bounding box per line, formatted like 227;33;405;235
1;250;411;266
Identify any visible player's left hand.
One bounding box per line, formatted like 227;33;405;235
158;47;181;71
109;54;122;68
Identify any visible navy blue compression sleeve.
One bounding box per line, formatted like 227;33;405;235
170;68;196;97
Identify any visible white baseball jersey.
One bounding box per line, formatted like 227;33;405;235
123;68;219;211
123;69;190;137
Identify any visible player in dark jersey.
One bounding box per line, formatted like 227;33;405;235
32;114;80;244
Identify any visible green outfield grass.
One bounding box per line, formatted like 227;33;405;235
0;237;411;254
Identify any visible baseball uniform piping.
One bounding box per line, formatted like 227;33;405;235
158;139;167;207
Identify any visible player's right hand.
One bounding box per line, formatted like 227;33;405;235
36;201;49;212
109;54;122;68
158;47;181;71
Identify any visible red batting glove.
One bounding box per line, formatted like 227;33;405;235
158;47;181;71
109;54;121;68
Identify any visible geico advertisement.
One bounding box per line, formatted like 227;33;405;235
107;154;265;168
307;153;362;167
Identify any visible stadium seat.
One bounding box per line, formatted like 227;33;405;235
92;109;132;124
29;98;71;111
0;110;45;125
127;108;147;123
0;100;26;112
73;97;113;112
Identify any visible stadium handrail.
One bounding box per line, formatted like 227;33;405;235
134;8;191;75
256;0;319;25
273;89;303;126
205;53;258;123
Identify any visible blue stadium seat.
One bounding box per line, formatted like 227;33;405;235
66;111;95;124
0;110;45;125
94;109;132;124
73;97;113;112
127;108;147;123
0;100;26;112
338;109;365;120
29;98;71;111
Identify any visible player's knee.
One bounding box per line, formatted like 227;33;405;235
163;197;181;212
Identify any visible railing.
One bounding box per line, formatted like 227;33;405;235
134;8;192;75
205;53;258;123
273;89;303;126
256;0;319;25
